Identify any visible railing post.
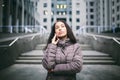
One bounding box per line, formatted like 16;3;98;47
97;26;100;34
112;26;116;33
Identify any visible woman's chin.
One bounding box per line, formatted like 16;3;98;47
58;35;67;39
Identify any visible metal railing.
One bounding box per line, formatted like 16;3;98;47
0;25;48;34
85;33;120;45
76;26;117;34
0;25;48;48
0;38;19;47
75;25;120;45
0;32;48;48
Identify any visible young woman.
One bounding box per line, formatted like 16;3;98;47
42;20;83;80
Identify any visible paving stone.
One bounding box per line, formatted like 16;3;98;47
0;64;120;80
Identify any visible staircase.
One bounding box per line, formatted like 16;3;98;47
15;44;116;65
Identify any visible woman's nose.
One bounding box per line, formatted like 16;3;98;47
58;27;62;31
59;28;62;31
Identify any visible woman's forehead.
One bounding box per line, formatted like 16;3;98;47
55;21;65;26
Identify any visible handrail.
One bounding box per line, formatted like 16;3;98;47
112;38;120;45
0;33;42;48
0;37;19;48
85;33;120;45
9;37;19;46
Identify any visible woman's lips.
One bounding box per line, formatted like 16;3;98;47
58;32;63;35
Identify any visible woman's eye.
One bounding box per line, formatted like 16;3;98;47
61;26;64;28
55;26;59;29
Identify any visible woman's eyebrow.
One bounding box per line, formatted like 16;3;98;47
61;24;64;26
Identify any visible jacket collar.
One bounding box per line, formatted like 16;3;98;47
57;38;71;49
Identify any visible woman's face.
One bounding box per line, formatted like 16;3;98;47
55;21;67;38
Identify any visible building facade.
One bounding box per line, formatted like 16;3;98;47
0;0;40;33
111;0;120;28
85;0;120;33
38;0;86;34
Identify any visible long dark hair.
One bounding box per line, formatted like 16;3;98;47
44;20;77;50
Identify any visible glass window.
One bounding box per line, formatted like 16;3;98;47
90;15;94;19
69;11;72;15
44;26;47;29
112;9;115;14
86;9;88;12
51;11;54;15
90;9;94;12
57;11;66;15
56;4;67;9
43;3;47;7
117;6;119;12
76;11;80;15
43;18;47;22
56;5;59;8
76;26;80;30
76;3;80;6
69;18;72;22
112;17;115;22
44;10;48;15
90;2;94;6
51;3;54;8
90;21;94;25
76;18;80;22
76;3;80;7
117;0;120;3
117;15;120;20
112;1;114;6
51;18;54;22
86;2;88;6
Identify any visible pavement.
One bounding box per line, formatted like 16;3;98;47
0;64;120;80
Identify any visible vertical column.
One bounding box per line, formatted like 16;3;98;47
0;0;3;26
7;0;12;33
8;15;12;33
0;0;3;32
109;0;112;29
21;0;24;32
15;0;19;33
2;0;10;32
24;11;27;25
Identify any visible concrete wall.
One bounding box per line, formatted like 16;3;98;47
0;35;47;70
78;34;120;65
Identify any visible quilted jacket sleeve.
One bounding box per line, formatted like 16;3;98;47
42;43;57;70
53;43;83;74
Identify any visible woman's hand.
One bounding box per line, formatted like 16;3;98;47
48;69;54;73
52;34;59;44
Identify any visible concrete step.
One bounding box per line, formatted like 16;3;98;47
35;44;92;50
19;50;110;58
15;60;42;64
15;59;115;65
18;56;112;60
82;50;110;57
35;44;46;50
17;57;43;60
83;56;113;60
83;60;115;65
80;44;92;50
20;50;43;57
15;50;115;65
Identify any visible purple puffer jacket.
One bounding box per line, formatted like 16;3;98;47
42;39;83;75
